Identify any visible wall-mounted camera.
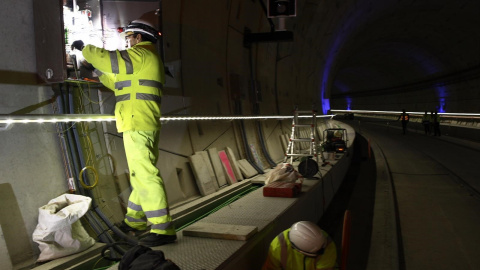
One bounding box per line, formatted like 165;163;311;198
267;0;296;18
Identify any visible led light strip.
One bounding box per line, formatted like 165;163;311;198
331;109;480;117
0;114;335;124
0;115;115;124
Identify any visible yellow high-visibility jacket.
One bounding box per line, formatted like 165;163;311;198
262;229;337;270
82;41;164;133
422;114;431;123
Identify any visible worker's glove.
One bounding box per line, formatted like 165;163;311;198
71;40;85;51
82;61;95;71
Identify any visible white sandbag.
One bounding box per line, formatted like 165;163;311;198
32;194;95;262
264;163;303;185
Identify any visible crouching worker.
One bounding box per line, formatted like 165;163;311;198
262;221;337;270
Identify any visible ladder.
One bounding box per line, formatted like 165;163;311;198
284;109;325;177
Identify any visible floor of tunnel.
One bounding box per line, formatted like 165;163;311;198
318;133;376;270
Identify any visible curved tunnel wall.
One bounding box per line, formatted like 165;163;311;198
316;0;480;113
0;0;478;267
161;120;357;270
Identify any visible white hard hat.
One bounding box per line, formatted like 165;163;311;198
288;221;327;257
124;19;160;42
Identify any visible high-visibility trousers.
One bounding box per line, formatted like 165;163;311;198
123;130;175;235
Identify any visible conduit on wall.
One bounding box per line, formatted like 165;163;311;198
55;84;135;260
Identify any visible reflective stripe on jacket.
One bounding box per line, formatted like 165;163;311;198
400;114;409;121
262;228;337;270
82;41;164;132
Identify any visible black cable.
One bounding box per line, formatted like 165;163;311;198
59;86;86;195
85;211;120;259
248;38;260;115
94;206;138;246
105;132;123;138
232;93;264;173
256;121;277;167
240;120;264;174
259;0;276;32
159;148;189;158
101;242;135;262
69;87;94;196
58;88;123;259
244;36;269;172
56;85;76;189
274;43;280;115
62;83;138;258
202;126;233;151
67;87;122;255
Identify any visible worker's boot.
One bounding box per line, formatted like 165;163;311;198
117;220;148;237
138;233;177;247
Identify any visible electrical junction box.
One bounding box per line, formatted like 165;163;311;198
263;182;302;198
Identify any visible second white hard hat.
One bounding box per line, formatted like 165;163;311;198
288;221;327;257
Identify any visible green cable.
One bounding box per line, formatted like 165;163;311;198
65;79;103;86
91;186;258;269
94;264;117;270
175;185;259;231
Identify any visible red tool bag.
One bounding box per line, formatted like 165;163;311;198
263;181;302;198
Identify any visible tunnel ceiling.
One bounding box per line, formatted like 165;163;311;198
296;0;480;99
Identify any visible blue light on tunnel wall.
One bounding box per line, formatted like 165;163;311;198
319;8;361;116
322;98;330;115
438;97;446;113
435;85;447;113
346;97;352;110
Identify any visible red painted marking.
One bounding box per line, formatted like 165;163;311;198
218;150;237;183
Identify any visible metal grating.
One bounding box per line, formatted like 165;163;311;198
107;186;302;270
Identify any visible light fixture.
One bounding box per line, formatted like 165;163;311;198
0;114;335;124
331;109;480;118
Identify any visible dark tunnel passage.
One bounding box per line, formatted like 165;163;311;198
318;133;377;270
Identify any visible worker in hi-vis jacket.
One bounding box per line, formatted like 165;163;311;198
263;221;337;270
398;109;410;135
71;19;176;247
